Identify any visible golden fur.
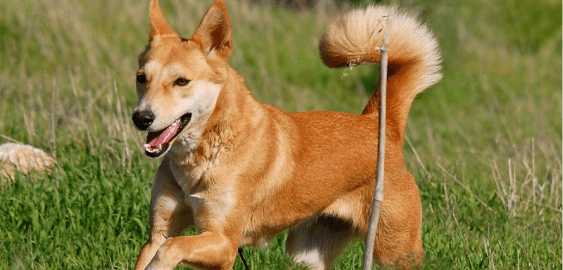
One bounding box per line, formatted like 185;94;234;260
132;1;441;269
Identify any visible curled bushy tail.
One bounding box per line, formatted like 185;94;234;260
319;6;442;141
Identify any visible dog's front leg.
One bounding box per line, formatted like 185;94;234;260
145;231;240;270
135;163;193;270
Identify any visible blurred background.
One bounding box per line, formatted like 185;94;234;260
0;0;560;269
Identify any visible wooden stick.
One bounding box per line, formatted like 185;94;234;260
362;14;391;270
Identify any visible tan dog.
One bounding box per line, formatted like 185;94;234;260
131;1;441;269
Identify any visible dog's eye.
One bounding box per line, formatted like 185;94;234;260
174;78;190;87
136;74;147;84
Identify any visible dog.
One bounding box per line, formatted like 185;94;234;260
131;1;441;269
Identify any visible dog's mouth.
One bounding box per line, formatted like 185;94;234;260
144;113;192;158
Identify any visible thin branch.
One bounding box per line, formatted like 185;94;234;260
362;13;392;270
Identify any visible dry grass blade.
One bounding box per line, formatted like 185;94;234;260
452;208;474;269
437;163;494;212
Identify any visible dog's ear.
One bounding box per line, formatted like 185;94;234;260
148;0;178;41
190;1;232;61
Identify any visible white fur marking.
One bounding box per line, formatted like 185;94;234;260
294;249;325;269
185;193;203;214
183;184;236;228
170;80;222;154
144;60;163;76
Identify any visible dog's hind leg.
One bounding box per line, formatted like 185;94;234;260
364;171;424;269
286;215;359;270
134;163;193;270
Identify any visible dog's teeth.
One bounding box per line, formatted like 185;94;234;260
144;144;159;153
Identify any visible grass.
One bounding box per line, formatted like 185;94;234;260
0;0;561;269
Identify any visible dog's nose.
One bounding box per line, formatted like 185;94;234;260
132;110;155;130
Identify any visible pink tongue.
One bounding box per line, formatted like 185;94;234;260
148;120;180;148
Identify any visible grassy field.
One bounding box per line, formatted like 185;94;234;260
0;0;561;269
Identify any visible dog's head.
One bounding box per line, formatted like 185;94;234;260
132;0;232;158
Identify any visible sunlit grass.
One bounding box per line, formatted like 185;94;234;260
0;0;560;269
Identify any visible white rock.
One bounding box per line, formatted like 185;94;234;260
0;143;56;180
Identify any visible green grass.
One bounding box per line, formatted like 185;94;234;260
0;0;561;269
